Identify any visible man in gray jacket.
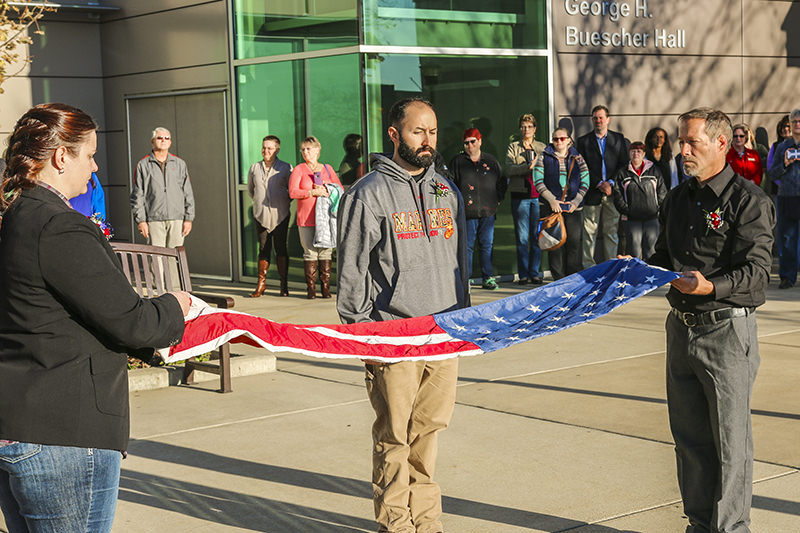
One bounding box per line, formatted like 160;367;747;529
130;127;195;248
337;97;469;533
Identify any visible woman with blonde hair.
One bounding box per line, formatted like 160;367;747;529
288;136;343;298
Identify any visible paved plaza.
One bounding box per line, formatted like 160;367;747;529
4;275;799;532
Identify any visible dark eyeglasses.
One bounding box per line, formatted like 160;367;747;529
732;134;746;138
463;139;478;145
156;136;170;140
552;136;569;142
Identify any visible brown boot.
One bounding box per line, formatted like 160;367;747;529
304;260;317;299
250;259;269;297
276;255;289;297
319;259;332;298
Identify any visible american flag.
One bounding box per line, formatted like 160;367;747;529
161;258;678;364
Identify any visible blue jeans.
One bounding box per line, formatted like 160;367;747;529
0;443;121;533
777;196;800;284
466;216;495;280
511;198;542;279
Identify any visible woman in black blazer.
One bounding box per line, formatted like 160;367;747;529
0;104;190;532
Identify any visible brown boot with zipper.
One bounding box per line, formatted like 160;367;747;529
250;259;269;298
318;259;332;298
276;255;289;297
304;260;317;299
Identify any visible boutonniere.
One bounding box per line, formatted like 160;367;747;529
433;181;450;203
89;212;114;240
703;208;723;235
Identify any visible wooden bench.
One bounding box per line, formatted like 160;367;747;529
110;242;234;393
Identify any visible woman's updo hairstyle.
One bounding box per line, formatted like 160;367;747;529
1;103;97;209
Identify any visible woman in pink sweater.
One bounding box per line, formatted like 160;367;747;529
288;136;342;299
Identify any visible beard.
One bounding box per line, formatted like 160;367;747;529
397;133;437;169
682;158;699;177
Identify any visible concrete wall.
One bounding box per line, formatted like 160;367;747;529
99;0;229;241
551;0;799;150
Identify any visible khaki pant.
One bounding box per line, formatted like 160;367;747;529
147;219;184;289
298;225;333;261
582;195;619;268
365;358;458;533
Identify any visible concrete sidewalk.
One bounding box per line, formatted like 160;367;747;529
5;276;800;532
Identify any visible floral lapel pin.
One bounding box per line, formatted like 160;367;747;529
89;213;114;240
703;208;723;235
433;180;450;203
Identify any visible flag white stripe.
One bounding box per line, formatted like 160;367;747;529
301;326;458;346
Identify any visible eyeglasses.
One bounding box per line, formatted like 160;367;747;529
156;136;170;141
552;136;569;142
732;134;746;138
464;139;478;145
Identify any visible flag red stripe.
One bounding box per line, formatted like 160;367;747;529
170;311;481;360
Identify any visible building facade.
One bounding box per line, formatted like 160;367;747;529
3;0;799;281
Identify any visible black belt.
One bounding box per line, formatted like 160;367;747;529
671;307;751;328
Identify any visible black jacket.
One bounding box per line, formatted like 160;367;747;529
449;152;506;219
0;186;185;451
613;160;668;220
576;129;629;205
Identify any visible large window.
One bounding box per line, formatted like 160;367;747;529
364;54;549;274
236;54;362;276
362;0;547;49
234;0;358;59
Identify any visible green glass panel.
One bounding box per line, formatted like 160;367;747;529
236;54;362;276
234;0;358;59
363;0;546;50
364;53;549;276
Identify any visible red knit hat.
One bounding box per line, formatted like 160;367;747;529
463;127;481;140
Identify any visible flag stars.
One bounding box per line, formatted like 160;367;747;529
619;266;629;272
562;291;576;299
586;302;597;307
615;281;630;289
490;315;508;324
551;316;563;322
546;325;558;330
557;306;570;312
594;276;606;283
514;328;528;332
451;324;467;332
589;290;600;296
581;312;594;317
645;275;656;283
526;305;542;313
614;295;627;302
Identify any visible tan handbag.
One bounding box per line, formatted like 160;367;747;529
537;158;574;252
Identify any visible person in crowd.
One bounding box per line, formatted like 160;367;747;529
576;105;629;268
0;103;190;532
450;127;506;290
613;141;667;259
533;128;590;280
130;127;194;248
745;126;769;172
644;127;678;188
338;133;364;187
648;107;774;533
71;171;106;220
337;97;469;533
726;123;763;186
288;135;342;299
505;113;546;284
247;135;292;297
764;114;791;195
767;108;800;289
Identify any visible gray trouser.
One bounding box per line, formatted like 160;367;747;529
665;310;759;533
626;218;659;259
582;195;619;268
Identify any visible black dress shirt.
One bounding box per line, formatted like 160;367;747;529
648;165;774;312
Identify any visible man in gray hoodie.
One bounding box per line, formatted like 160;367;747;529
337;97;469;533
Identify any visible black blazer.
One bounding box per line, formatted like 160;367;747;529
576;129;629;205
0;186;185;451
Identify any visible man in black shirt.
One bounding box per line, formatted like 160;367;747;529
648;108;774;533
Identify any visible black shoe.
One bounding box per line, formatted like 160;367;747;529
517;277;529;285
530;276;543;285
779;278;793;289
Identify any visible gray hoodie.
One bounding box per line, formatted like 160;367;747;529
336;153;470;324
